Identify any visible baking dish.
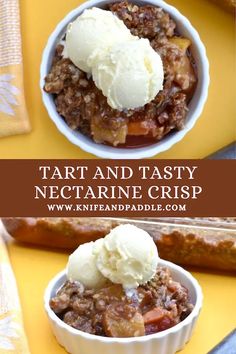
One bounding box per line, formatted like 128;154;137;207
105;218;236;271
2;217;236;271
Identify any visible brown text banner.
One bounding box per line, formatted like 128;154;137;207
0;160;235;217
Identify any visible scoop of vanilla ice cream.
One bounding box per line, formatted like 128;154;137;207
65;7;134;73
94;224;159;289
92;38;164;110
66;240;107;289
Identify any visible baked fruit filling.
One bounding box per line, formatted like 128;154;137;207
50;267;193;337
44;1;197;147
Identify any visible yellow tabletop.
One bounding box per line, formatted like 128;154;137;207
7;240;236;354
0;0;235;159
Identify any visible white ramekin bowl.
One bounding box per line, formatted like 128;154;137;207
44;259;203;354
40;0;209;159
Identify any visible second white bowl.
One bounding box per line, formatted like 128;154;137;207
44;259;203;354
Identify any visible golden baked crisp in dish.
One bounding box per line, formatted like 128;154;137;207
2;217;236;271
152;227;236;272
1;218;118;249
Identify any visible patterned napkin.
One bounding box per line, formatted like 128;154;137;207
0;0;30;137
0;228;30;353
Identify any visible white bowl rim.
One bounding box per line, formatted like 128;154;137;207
44;259;203;344
40;0;210;159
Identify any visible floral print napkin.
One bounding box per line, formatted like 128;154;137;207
0;0;30;137
0;227;30;353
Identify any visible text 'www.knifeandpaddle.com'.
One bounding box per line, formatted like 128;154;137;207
46;203;187;213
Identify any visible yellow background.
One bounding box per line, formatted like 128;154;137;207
0;0;235;158
7;240;236;354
